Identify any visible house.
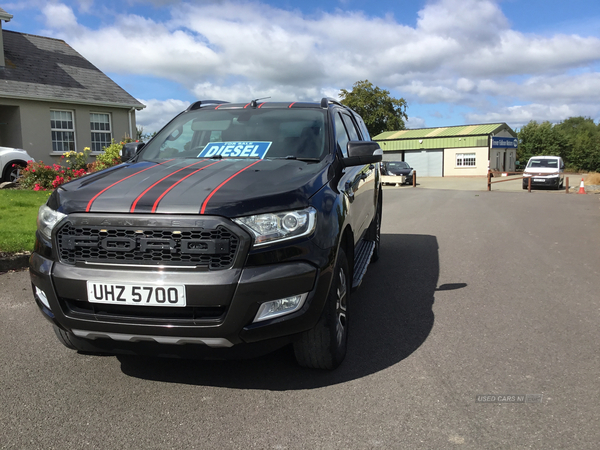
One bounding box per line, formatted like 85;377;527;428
373;123;518;177
0;7;144;164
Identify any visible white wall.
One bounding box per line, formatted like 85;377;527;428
0;98;136;163
444;147;489;176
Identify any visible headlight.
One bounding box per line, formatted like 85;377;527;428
37;205;66;241
233;207;316;246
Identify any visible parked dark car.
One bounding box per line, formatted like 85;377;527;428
382;161;413;184
30;98;383;370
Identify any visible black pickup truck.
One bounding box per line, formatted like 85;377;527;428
30;98;383;369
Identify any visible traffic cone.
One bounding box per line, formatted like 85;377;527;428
577;178;586;194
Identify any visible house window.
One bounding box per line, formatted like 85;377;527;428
90;113;112;152
456;153;476;167
50;110;76;153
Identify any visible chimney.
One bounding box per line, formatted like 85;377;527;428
0;7;13;67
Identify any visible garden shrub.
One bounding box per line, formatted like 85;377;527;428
19;140;129;191
18;161;87;191
88;139;123;172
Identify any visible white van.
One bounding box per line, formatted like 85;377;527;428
522;156;564;190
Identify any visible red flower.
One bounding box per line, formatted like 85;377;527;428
52;175;65;188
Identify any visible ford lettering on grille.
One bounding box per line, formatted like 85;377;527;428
56;222;239;268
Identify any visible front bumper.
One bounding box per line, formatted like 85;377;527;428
30;251;333;352
523;175;561;187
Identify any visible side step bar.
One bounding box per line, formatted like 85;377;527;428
352;239;376;290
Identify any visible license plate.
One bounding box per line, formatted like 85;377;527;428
87;281;186;307
533;178;545;182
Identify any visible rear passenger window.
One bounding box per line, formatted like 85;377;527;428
334;113;350;158
341;113;360;142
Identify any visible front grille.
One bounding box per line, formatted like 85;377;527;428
56;222;240;268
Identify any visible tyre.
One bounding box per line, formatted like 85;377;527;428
293;248;350;369
3;162;24;183
53;324;108;353
53;324;81;350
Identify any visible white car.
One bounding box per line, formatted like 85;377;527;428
0;146;35;183
522;156;564;190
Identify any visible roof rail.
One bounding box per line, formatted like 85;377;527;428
320;97;344;108
187;100;229;111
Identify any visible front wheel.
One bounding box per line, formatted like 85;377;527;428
3;162;24;183
294;248;350;369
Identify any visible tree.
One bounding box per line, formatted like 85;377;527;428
516;120;568;165
339;80;408;137
517;117;600;172
554;117;600;171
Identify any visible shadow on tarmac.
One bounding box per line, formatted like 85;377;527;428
118;234;453;390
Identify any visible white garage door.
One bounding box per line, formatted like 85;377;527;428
382;152;403;162
404;150;443;177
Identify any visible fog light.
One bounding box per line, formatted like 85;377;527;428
35;286;51;309
253;293;308;322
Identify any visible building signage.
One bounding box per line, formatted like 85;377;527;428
491;137;518;148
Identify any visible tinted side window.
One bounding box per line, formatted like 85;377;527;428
334;112;350;157
355;115;371;141
341;113;360;141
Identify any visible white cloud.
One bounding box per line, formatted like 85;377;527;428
42;3;80;31
34;0;600;127
136;98;190;135
465;103;599;129
406;116;426;129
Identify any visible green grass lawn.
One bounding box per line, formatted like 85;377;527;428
0;190;51;254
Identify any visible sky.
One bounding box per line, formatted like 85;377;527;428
3;0;600;135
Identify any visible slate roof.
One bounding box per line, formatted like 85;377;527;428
0;30;144;109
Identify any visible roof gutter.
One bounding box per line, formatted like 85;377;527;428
0;92;146;110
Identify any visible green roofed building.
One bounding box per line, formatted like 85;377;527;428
373;123;518;177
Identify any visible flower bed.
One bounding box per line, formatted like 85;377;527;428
18;140;128;191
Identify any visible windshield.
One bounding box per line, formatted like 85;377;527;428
527;158;559;168
138;108;328;162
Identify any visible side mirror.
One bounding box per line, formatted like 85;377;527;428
343;141;383;167
121;142;145;162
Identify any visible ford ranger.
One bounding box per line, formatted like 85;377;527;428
29;98;383;369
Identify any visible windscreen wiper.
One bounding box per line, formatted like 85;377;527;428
283;155;321;162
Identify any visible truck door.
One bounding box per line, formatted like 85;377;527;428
335;111;373;241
